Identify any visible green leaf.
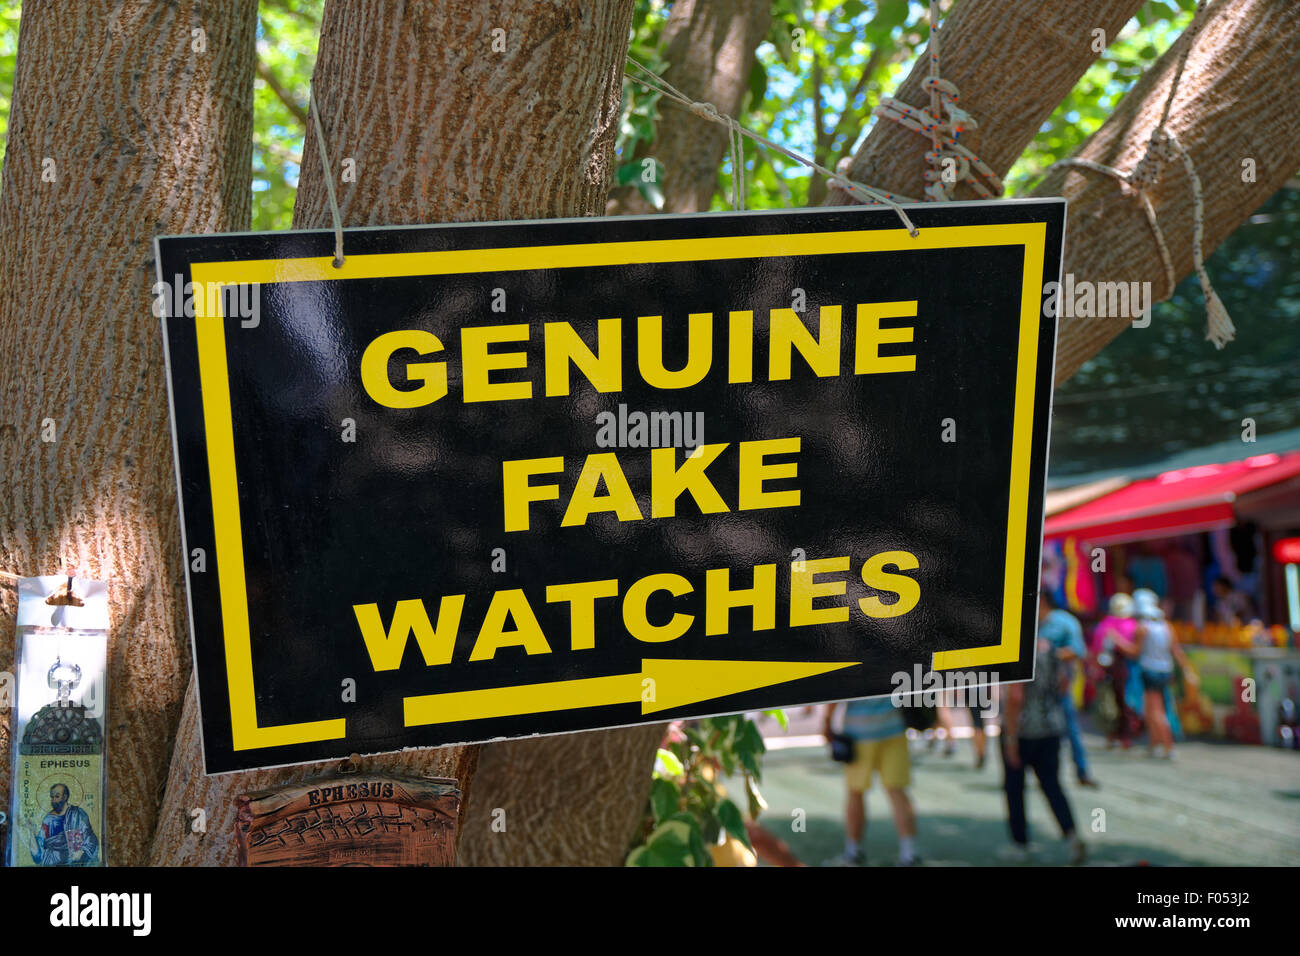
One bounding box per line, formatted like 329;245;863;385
650;777;680;824
659;813;712;867
700;810;723;845
615;161;642;186
717;748;737;777
676;813;715;867
636;818;698;867
717;799;753;851
746;775;769;819
690;830;713;866
638;840;693;867
738;719;766;778
874;0;909;30
637;176;665;210
763;708;789;731
655;746;685;778
724;713;745;744
747;58;768;109
625;111;655;143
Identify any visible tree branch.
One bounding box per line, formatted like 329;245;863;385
256;58;308;127
1034;0;1300;380
811;47;828;158
828;45;884;156
828;0;1147;203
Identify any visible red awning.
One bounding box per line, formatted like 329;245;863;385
1044;451;1300;546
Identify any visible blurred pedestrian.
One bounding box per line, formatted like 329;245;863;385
999;631;1087;865
1092;593;1140;749
967;701;990;770
1132;588;1198;759
823;698;920;866
1038;593;1099;787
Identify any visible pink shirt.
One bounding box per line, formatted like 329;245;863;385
1091;615;1137;655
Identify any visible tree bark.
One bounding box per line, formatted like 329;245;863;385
1033;0;1300;380
609;0;770;215
0;0;257;866
829;0;1148;205
458;723;665;866
150;0;636;866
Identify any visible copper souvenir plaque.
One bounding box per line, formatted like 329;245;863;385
236;774;459;867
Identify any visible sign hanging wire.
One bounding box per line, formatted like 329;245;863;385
624;58;918;237
308;84;346;268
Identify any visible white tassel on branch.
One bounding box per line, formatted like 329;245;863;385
1203;283;1236;349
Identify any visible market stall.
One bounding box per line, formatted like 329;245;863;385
1043;451;1300;748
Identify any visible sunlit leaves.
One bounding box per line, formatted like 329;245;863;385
733;0;924;211
626;812;712;866
613;0;671;202
0;0;25;175
626;714;766;866
253;0;323;230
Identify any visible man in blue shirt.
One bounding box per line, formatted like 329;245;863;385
1038;592;1099;788
823;697;920;865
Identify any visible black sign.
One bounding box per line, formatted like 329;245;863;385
157;200;1064;773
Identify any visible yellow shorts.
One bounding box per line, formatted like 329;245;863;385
844;734;910;791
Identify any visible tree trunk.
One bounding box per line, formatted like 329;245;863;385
458;723;665;866
150;0;635;866
829;0;1147;204
609;0;770;215
1033;0;1300;380
0;0;257;866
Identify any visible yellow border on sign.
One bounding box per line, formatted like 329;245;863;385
190;221;1046;751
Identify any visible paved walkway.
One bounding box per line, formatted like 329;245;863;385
734;721;1300;866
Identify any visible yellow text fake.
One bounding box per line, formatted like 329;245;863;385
502;437;800;532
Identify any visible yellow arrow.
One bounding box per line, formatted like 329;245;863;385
403;658;859;727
